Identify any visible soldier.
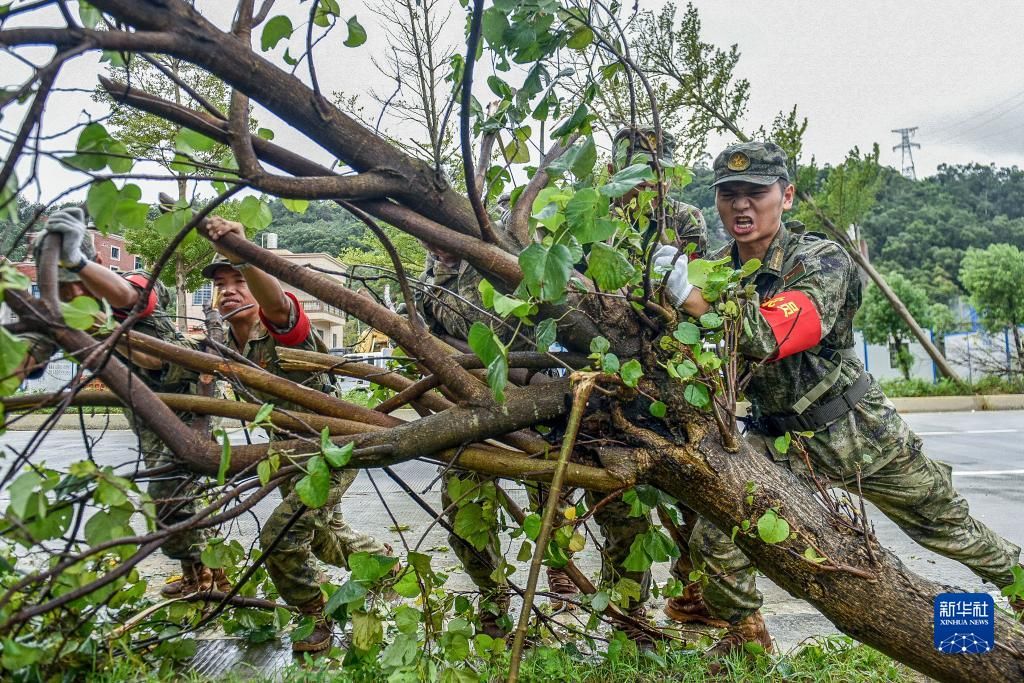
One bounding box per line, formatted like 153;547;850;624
414;243;583;639
608;126;730;632
23;208;225;596
203;216;391;653
655;141;1023;664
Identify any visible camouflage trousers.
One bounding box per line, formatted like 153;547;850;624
139;427;209;563
691;426;1023;623
444;469;683;609
261;468;388;607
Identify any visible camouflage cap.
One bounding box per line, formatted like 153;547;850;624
201;254;241;279
711;141;790;188
612;126;676;170
31;230;97;283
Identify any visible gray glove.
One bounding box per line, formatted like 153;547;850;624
45;207;88;268
652;244;693;306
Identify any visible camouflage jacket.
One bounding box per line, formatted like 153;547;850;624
224;292;333;408
20;271;197;394
717;225;909;478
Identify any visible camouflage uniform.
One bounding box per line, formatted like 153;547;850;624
690;223;1022;622
221;291;388;607
115;273;210;563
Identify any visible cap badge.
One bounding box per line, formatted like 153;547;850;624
727;152;750;172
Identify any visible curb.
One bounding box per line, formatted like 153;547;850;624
4;397;1022;432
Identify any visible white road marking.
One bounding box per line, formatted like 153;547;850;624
917;429;1020;436
952;469;1024;477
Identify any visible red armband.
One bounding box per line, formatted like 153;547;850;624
259;291;311;347
116;273;158;319
760;290;822;360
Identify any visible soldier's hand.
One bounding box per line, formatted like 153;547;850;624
44;207;88;268
652;244;694;306
205;216;247;260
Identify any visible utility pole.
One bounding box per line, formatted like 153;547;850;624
891;127;920;180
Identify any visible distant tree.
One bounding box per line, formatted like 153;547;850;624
927;302;961;357
959;244;1024;374
855;272;932;379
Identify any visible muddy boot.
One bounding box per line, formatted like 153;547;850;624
292;595;334;654
546;567;580;612
609;606;660;651
161;561;214;597
663;583;728;628
478;588;511;640
704;611;772;675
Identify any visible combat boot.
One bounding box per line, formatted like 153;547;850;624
292;594;333;653
704;610;772;674
478;588;511;640
546;567;580;611
608;605;660;651
663;583;728;628
161;561;229;597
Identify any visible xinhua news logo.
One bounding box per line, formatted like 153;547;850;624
934;593;994;654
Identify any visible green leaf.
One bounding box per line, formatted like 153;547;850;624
503;138;530;164
602;353;619;373
349;552;398;582
174;127;216;154
467;322;508;403
672;322;700;345
519;243;574;302
756;508;790;544
566;25;593;50
739;258;762;278
86;181;147;233
261;15;293;51
535;318;557;353
313;0;339;27
7;470;40;519
551;101;588;139
1001;565;1024;599
600;163;655;198
589;335;610;354
587;242;635;290
295;456;330;508
281;198;309;214
570;136;597;177
253;403;274;424
344;16;367;47
238;196;273;231
0;328;28;396
619;359;643;388
257;459;272;486
453;502;490;551
59;296;99;331
516;540;532;562
773;432;792;455
649;401;666;418
522;513;541;541
803;547;827;564
216;435;231;486
481;7;509;47
153;207;190;238
78;2;102;29
676;359;698;379
565;187;609;244
1;638;44;670
683;383;709;408
699;312;723;329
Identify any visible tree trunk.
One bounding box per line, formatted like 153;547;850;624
798;190;962;383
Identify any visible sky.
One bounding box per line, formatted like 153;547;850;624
4;0;1024;203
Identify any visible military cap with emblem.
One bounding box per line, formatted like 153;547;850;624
201;254;249;279
711;141;790;188
612;126;676;170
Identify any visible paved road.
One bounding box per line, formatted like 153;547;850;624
1;410;1022;657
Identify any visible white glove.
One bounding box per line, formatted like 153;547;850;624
45;207;88;268
652;244;693;306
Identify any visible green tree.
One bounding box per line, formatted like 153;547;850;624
959;244;1024;374
927;302;961;357
855;272;932;379
97;55;240;328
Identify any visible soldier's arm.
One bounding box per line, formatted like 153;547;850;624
206;216;292;328
732;245;855;362
76;261;141;310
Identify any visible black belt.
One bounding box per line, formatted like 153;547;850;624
753;371;871;436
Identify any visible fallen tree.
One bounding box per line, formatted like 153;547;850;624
0;2;1020;681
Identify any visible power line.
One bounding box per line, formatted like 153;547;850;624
931;94;1024;145
892;127;920;180
924;87;1024;139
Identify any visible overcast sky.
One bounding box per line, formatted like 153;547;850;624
5;0;1024;202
